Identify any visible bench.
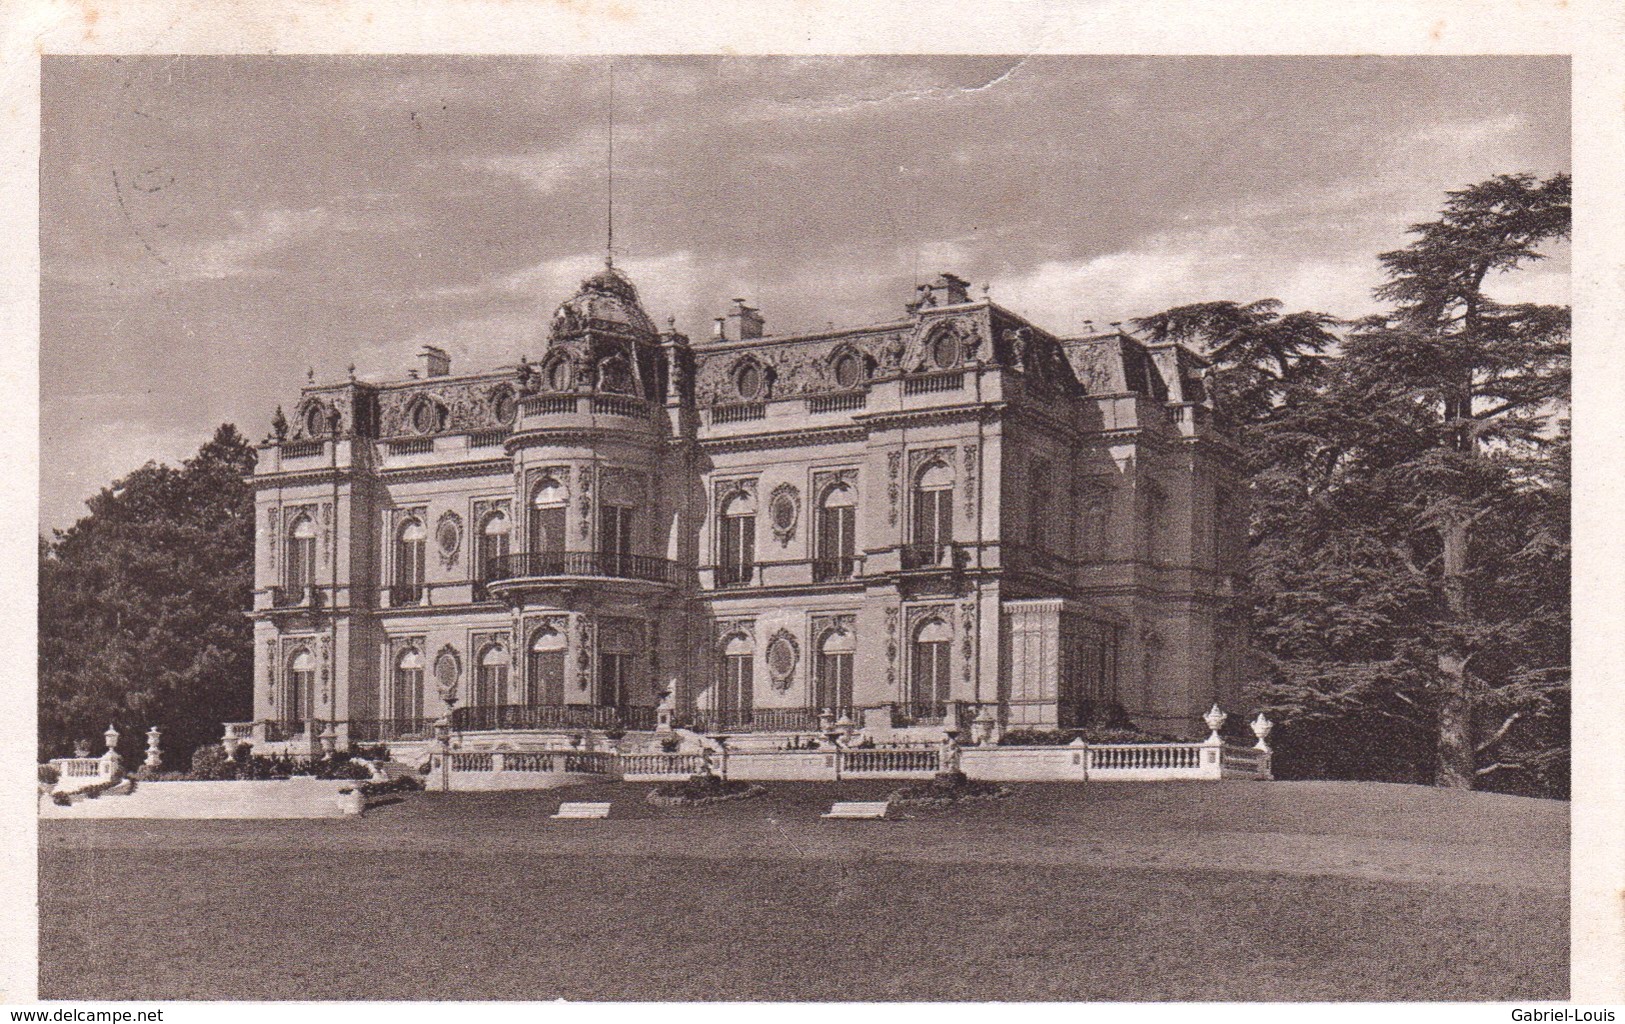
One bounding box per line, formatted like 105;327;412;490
551;801;611;819
821;800;892;820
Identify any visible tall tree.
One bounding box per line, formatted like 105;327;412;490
1256;173;1570;792
39;425;257;766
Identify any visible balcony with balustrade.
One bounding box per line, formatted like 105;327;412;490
482;550;689;599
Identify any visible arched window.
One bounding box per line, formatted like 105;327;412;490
393;518;426;605
529;477;567;563
910;619;953;711
392;648;424;723
814;483;856;581
287;648;315;725
286;515;317;591
597;623;636;708
815;626;855;713
528;625;567;706
718;490;755;586
547;358;574;392
476;511;511;587
599;356;633;395
910;461;954;564
719;634;754;717
474;644;510;708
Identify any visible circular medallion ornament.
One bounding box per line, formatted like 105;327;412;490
766;630;799;690
435;511;463;568
931;330;961;368
768;484;799;546
303;403;326;438
433;646;461;704
411;399;438;434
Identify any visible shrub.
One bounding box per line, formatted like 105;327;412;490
659;736;680;753
38;764;59;785
647;771;764;807
998;725;1175;747
339;776;423;799
890;769;1011;808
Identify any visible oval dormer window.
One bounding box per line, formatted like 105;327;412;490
411;400;437;434
548;360;573;392
600;359;632;394
931;331;960;369
304;404;326;438
833;351;863;389
736;363;763;401
492;389;517;425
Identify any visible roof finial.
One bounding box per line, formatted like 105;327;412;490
605;59;615;269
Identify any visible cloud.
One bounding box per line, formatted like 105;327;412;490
45;206;334;294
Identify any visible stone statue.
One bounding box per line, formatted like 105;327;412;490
939;733;962;774
271;406;288;442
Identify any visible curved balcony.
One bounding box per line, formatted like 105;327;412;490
483;550;688;594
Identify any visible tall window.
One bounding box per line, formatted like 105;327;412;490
287;515;316;591
529;478;567;563
528;626;567;705
719;491;755;586
1028;463;1051;550
910;619;953;710
475;645;510;707
814;483;856;581
719;636;754;717
392;649;424;722
393;517;426;604
597;625;635;707
287;649;315;724
911;462;954;564
815;627;854;712
599;503;634;575
476;511;511;585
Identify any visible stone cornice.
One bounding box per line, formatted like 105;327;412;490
378;458;512;483
253;469;357;489
505;427;664;453
699;425;867;454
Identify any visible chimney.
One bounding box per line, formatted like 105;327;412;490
418;345;451;378
723;299;765;342
934;273;971;306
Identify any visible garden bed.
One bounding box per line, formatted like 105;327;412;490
889;770;1012;809
646;772;765;807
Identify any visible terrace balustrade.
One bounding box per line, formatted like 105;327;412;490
451;703;657;733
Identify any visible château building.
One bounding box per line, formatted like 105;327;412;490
242;264;1248;755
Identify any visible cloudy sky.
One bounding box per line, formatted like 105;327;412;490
40;55;1569;531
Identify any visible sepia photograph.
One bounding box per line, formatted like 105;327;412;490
33;51;1574;1002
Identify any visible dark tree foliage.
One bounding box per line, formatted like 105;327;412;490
39;425;257;768
1147;174;1570;797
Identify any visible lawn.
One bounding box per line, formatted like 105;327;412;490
38;780;1568;1001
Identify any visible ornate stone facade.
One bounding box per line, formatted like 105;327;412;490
246;266;1246;750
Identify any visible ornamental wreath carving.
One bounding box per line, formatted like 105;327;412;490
765;629;799;691
768;483;799;547
435;511;463;569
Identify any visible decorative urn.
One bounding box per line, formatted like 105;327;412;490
1202;704;1227;743
1251;712;1275;751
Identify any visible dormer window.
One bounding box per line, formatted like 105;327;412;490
833;351;864;390
736;362;764;401
931;331;961;369
303;403;326;438
492;388;517;425
409;398;444;435
549;359;574;392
